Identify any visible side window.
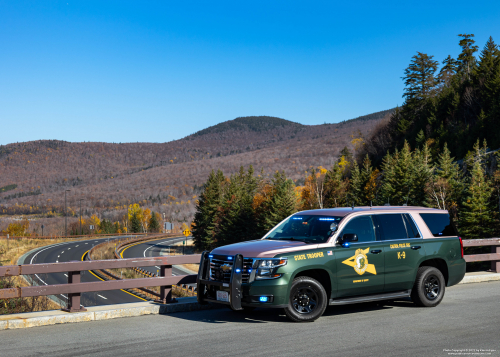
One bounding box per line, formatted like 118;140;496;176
373;214;408;240
419;213;458;237
339;216;376;243
403;214;421;238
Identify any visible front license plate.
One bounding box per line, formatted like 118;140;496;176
216;290;229;302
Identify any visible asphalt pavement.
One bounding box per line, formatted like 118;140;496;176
20;235;194;308
21;237;144;307
2;281;499;357
118;236;195;277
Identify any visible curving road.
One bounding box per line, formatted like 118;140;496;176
118;236;196;278
21;237;145;307
20;235;195;308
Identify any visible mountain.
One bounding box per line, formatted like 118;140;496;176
0;110;394;230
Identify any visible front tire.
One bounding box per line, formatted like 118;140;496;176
411;266;445;307
284;277;327;322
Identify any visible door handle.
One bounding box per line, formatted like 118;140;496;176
370;249;382;254
411;246;421;250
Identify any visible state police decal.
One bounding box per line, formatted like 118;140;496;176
342;247;377;275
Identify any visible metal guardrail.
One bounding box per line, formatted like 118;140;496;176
0;255;201;312
0;233;150;240
0;238;499;313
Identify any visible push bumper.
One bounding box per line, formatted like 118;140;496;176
197;251;244;310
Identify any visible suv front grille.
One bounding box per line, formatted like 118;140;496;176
209;255;254;284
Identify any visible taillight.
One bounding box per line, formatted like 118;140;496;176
459;237;464;258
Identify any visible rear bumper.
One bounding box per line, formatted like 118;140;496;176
447;258;466;286
196;251;289;309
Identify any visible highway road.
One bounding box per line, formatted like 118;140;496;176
118;236;195;277
20;235;192;307
21;237;145;307
2;281;499;357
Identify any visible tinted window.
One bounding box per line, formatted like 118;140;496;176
419;213;458;237
266;215;342;243
339;216;375;243
373;214;408;240
403;214;421;238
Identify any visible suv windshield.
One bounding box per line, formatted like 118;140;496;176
265;215;342;244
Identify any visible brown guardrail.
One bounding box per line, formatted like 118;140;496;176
0;237;498;314
0;255;200;312
463;238;500;272
0;232;150;240
87;234;181;299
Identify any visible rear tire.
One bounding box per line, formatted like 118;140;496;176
284;276;327;322
411;266;445;307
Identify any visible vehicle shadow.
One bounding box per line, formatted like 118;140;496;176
163;298;413;324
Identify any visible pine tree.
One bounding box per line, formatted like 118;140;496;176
148;211;160;233
457;34;479;80
217;166;260;246
192;170;225;251
412;143;434;206
459;158;497;239
130;211;142;233
258;171;298;233
476;36;499;83
349;161;364;206
438;55;458;87
402;52;439;101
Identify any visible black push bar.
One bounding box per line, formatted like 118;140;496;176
196;251;244;311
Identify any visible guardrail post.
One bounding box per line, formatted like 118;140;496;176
493;244;500;273
159;264;176;304
63;271;87;312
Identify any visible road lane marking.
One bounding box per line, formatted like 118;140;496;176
64;274;68;277
81;250;147;302
97;294;107;300
76;245;79;247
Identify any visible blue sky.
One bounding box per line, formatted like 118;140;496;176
1;1;499;145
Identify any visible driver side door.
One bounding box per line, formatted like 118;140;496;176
335;215;385;297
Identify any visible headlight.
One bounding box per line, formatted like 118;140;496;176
256;258;287;280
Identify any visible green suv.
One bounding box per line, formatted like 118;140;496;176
197;206;466;322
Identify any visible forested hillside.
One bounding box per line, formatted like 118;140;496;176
0;111;391;235
361;34;500;162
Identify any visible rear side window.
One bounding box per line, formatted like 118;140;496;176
403;214;421;238
373;214;408;240
419;213;458;237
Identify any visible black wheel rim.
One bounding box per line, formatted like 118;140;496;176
424;274;440;300
292;286;318;314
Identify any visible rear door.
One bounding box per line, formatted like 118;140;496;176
335;215;385;297
375;214;426;292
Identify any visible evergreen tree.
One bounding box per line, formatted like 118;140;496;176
349;161;363;206
476;36;499;83
402;52;439;101
457;34;479;80
148;211;160;233
412;143;434;206
459;158;497;239
258;171;297;233
130;211;142;233
324;156;350;208
192;170;225;251
438;55;458;87
217;166;260;246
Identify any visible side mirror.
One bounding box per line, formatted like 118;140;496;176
338;233;358;247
